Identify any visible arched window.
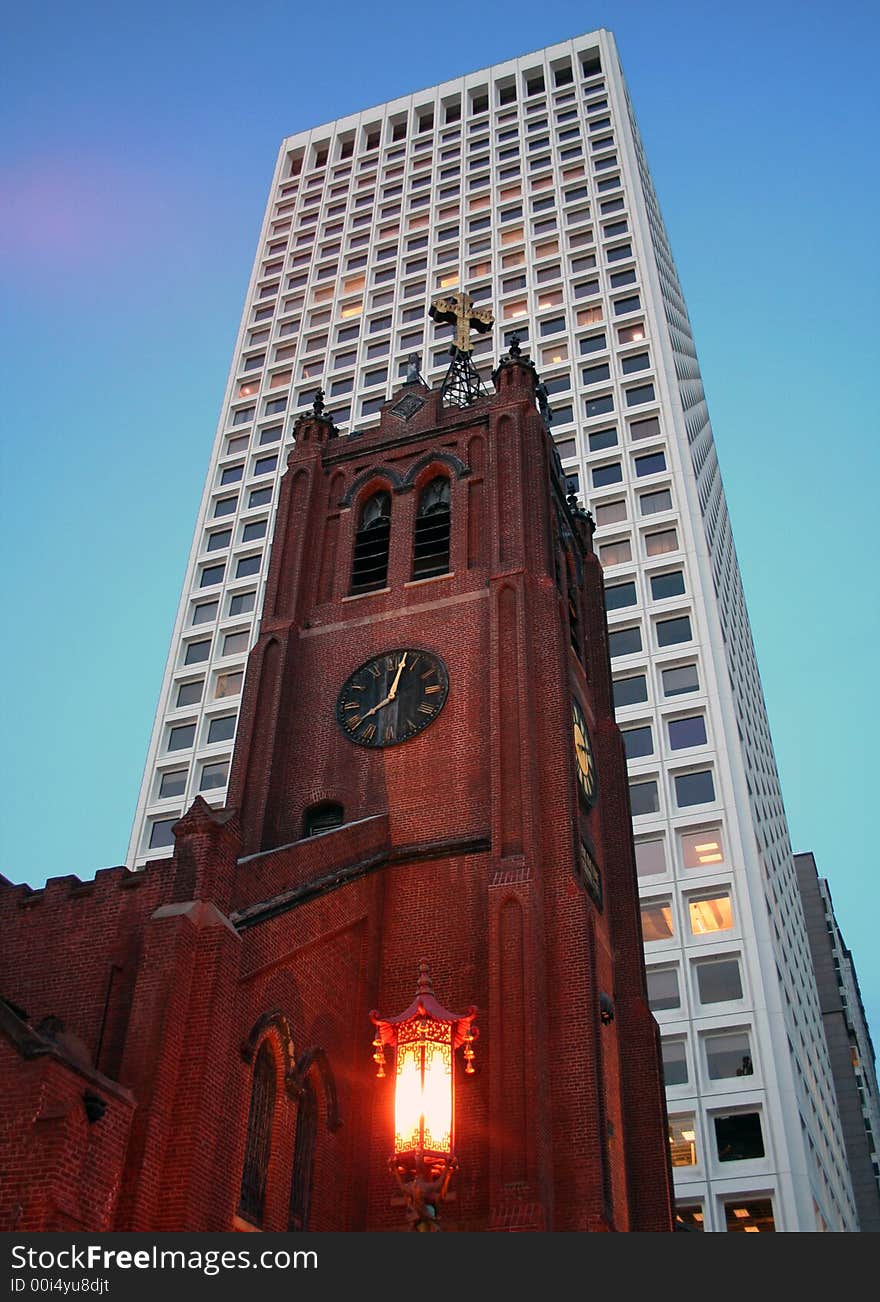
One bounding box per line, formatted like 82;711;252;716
412;476;451;579
239;1041;276;1225
303;802;344;837
288;1077;318;1231
350;490;391;593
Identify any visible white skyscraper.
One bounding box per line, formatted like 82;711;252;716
128;28;857;1230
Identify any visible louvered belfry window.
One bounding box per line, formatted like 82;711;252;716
303;802;344;837
350;491;391;593
412;476;451;580
239;1041;276;1225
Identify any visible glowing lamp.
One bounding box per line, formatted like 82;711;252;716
371;960;477;1230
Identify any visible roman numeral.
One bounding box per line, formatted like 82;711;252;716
343;701;360;711
361;723;376;741
418;703;435;716
369;664;381;678
348;716;362;728
424;684;442;695
421;669;436;680
384;724;395;743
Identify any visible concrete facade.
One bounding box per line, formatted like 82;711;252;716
795;851;880;1232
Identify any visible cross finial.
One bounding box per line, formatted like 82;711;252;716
429;290;494;355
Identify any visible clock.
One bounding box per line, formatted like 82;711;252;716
572;697;597;808
336;649;449;748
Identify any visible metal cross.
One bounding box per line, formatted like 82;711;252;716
429;291;494;355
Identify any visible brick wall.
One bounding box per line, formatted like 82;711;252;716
0;360;672;1232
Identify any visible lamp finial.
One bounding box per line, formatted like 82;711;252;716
417;959;434;996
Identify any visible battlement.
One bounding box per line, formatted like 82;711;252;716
0;857;170;912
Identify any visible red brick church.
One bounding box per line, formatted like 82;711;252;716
0;318;673;1232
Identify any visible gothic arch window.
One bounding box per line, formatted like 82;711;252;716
350;490;391;593
288;1076;318;1231
239;1040;276;1226
303;801;344;837
412;475;451;579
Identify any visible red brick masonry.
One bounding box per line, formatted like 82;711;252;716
0;356;673;1231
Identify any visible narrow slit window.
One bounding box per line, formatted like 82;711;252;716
238;1042;276;1226
289;1076;318;1230
568;589;582;662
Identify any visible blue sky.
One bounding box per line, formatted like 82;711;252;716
1;0;878;1047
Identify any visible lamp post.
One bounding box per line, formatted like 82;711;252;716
371;960;477;1231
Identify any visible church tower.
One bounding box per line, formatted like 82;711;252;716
0;302;673;1234
223;309;673;1232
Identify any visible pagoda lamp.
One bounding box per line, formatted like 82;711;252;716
370;960;477;1231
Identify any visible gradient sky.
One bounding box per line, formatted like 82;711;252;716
2;0;878;1048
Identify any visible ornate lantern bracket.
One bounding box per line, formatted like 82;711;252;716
370;960;477;1231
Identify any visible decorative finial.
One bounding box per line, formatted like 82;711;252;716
463;1025;476;1074
372;1030;386;1078
507;332;522;360
566;490;594;529
536;380;553;424
416;959;434;996
292;384;339;441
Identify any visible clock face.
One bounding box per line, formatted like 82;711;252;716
572;698;597;808
336;649;449;748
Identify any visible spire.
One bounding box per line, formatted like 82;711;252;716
491;331;544;409
293;386;338;445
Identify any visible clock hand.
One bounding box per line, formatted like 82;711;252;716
387;653;407;701
360;693;392;721
360;655;408;722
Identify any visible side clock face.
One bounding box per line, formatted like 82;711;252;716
336;649;449;748
572;698;598;808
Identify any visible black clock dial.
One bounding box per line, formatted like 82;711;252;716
572;697;598;809
336;649;449;748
